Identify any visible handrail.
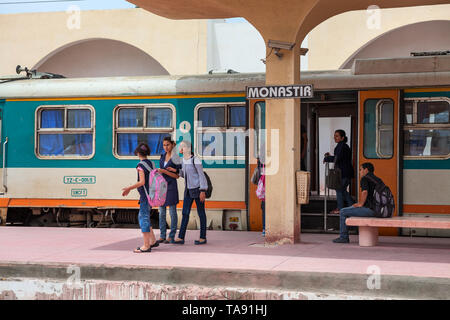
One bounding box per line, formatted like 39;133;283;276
324;161;329;231
2;137;7;193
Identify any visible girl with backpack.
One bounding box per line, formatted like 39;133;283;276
122;143;159;253
168;140;208;245
156;137;182;244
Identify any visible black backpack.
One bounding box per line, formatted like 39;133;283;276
365;174;395;218
191;157;213;199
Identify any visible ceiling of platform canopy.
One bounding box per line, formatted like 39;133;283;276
129;0;449;43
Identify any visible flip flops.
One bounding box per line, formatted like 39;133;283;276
134;246;151;253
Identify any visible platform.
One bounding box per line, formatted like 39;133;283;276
0;227;449;300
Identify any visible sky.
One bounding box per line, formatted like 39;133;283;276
0;0;136;14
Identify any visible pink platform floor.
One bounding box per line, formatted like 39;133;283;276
1;226;449;279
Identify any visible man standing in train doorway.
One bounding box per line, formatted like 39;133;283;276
333;162;377;243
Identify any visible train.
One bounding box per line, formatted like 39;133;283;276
0;54;449;237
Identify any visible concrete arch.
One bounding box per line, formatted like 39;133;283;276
306;4;450;70
33;38;170;78
340;20;450;69
0;9;207;76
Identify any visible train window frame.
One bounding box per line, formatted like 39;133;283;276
376;99;394;159
403;97;450;160
194;102;246;161
112;104;176;160
363;98;394;159
254;101;266;160
35;105;95;160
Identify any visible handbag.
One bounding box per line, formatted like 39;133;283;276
251;166;261;185
325;156;342;190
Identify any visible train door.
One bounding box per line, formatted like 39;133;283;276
359;90;400;236
247;99;265;231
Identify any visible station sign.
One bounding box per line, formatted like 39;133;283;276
246;84;313;99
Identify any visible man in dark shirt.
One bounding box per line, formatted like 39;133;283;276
333;162;377;243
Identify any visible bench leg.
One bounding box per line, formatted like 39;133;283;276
0;208;7;226
358;226;378;247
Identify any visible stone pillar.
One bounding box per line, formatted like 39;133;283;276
264;45;301;245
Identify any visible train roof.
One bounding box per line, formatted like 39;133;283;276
0;55;449;99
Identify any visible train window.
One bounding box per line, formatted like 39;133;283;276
198;107;225;127
417;101;449;124
118;108;144;127
254;102;266;160
404;129;450;157
195;103;246;159
114;104;175;158
403;98;450;158
404;101;414;124
36;106;94;159
363;99;393;159
229;106;246;127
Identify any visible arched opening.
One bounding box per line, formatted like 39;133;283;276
33;38;170;77
341;20;450;69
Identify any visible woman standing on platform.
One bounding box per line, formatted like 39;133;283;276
122;143;159;253
156;137;181;244
324;129;355;214
168;140;208;245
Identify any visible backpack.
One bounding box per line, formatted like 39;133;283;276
139;161;168;207
191;157;213;199
256;165;265;200
365;174;395;218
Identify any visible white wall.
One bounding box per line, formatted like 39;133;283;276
208;19;309;73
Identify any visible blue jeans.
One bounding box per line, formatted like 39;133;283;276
138;200;151;233
336;177;355;210
178;190;207;240
339;206;375;239
159;205;178;240
261;201;265;231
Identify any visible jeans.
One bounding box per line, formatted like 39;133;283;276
336;177;355;210
159;205;178;240
261;201;265;231
138;200;151;233
339;206;375;239
178;190;207;240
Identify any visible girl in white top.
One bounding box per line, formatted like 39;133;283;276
167;140;208;245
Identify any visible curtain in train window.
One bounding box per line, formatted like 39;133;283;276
198;107;225;127
229;106;246;127
38;108;93;157
116;106;173;157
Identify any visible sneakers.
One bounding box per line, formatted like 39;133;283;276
262;229;265;237
332;237;349;243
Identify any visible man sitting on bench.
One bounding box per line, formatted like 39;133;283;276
333;162;378;243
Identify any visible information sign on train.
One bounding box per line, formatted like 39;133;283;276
246;84;313;99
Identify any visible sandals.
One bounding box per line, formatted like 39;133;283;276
150;241;159;248
329;209;340;215
194;239;207;245
134;246;151;253
134;240;159;253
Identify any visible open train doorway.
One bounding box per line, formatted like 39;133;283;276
301;91;358;232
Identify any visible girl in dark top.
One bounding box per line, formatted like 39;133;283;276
122;143;158;253
156;137;181;244
324;129;355;213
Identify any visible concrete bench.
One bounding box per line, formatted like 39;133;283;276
346;216;450;247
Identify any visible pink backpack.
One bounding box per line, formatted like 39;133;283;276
139;161;168;207
256;165;265;200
